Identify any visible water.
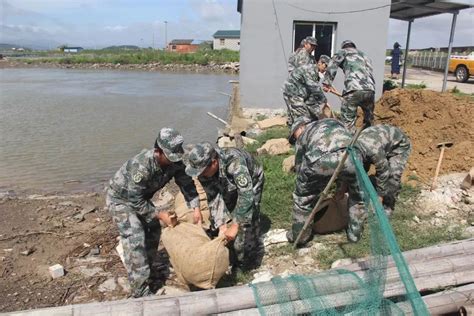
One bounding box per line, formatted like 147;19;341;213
0;68;236;193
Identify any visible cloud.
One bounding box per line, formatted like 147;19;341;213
104;25;127;32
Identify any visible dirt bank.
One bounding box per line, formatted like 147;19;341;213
375;89;474;183
0;59;239;74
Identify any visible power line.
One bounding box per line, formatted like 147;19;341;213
285;3;391;14
272;0;288;64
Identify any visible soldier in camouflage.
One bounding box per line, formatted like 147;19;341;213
287;36;317;74
322;40;376;130
288;117;366;245
106;128;200;297
355;124;412;216
283;63;328;126
184;142;265;270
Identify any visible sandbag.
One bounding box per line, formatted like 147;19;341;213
313;195;349;234
161;222;229;289
174;179;211;229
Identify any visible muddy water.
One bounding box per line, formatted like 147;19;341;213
0;68;236;193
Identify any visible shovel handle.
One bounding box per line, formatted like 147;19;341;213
430;146;446;191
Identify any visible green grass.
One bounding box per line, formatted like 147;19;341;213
450;86;474;100
21;48;239;66
405;82;427;89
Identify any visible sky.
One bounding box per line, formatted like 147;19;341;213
1;0;473;50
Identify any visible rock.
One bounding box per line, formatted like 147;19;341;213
116;240;125;264
98;278;117;292
218;136;236;148
49;264;65;279
293;256;315;266
89;246;100;256
262;229;288;246
117;277;130;292
58;201;80;207
463;226;474;238
297;248;310;256
20;248;34;256
78;266;104;277
282;155;295;173
257;116;287;129
257;138;291;156
251;270;273;284
413;216;421;224
330;258;353;269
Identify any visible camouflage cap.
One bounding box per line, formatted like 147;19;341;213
305;36;317;46
318;54;330;65
341;40;356;49
288;117;312;145
155;127;184;162
184;142;216;177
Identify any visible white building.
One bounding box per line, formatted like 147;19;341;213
213;30;240;51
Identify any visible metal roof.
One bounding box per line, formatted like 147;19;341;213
390;0;473;21
213;30;240;39
169;39;194;45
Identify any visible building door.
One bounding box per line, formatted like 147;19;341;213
293;22;337;61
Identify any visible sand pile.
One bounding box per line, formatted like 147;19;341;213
374;89;473;183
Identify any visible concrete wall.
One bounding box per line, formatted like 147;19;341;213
213;38;240;51
239;0;391;109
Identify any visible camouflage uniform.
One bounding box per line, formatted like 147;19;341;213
287;36;317;74
106;128;199;297
283;64;327;126
288;48;315;74
185;143;265;269
289;118;365;245
323;42;376;130
355;125;411;214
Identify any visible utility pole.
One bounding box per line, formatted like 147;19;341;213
164;21;168;50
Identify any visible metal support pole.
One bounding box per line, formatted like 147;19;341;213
442;12;458;92
401;20;412;88
164;21;168;50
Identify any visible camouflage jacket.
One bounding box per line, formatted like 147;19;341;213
355;125;411;196
283;64;327;105
288;48;314;73
198;147;263;225
108;149;199;219
322;48;375;93
294;119;355;214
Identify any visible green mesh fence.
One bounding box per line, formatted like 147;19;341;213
250;147;429;315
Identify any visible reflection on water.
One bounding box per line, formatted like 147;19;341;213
0;68;235;192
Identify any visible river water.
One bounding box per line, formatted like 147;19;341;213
0;68;236;193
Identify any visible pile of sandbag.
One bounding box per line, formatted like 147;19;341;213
161;223;229;289
162;179;229;289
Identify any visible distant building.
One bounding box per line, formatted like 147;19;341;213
213;30;240;51
167;39;200;53
64;47;84;53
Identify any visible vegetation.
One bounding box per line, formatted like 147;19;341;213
450;86;474;100
383;79;398;92
405;82;427;89
21;47;239;66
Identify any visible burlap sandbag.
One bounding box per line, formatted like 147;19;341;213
174;179;211;229
313;195;349;234
161;222;229;289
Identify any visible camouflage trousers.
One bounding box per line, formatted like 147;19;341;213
212;171;265;269
283;93;321;127
292;151;365;245
341;90;375;130
383;152;410;211
106;194;163;297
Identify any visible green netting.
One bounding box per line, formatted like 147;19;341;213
250;147;429;315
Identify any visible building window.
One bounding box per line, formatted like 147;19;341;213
238;41;240;45
293;22;337;60
172;45;177;50
220;39;225;46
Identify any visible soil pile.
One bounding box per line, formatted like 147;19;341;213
375;89;473;183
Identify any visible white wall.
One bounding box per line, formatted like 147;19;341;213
239;0;391;109
213;38;240;51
